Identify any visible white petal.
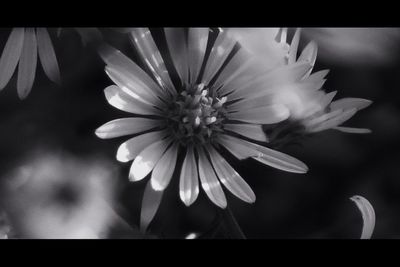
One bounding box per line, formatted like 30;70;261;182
116;130;168;163
140;179;163;232
227;104;290;125
129;138;172;182
36;28;61;84
164;28;189;84
218;134;308;173
17;28;38;99
288;28;301;64
334;126;372;134
179;146;199;206
208;146;255;203
214;48;255;95
350;195;375;239
95;117;161;139
298;41;318;77
188;28;209;84
100;44;168;101
129;28;176;95
106;66;165;107
330;98;372;111
197;148;227;208
202;30;236;85
104;85;163;116
320;91;338;109
0;28;24;90
224;123;268;142
309;108;358;132
151;142;179;191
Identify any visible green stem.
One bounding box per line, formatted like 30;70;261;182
221;206;246;239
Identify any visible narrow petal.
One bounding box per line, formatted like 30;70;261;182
330;98;372;111
106;66;165;107
151;142;179;191
17;28;38;99
100;44;168;101
95;117;161;139
130;28;176;94
0;28;24;90
334;126;372;134
350;195;375;239
320;91;338;109
309;108;358;132
179;146;199;206
218;134;308;173
224;123;268;142
164;28;189;84
298;41;318;77
227;104;290;125
129;138;172;181
202;29;236;85
288;28;301;64
140;179;163;233
116;130;168;163
208;145;255;203
36;28;61;84
198;148;227;208
104;85;163;116
188;28;209;84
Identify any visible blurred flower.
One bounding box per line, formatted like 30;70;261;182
96;28;308;212
1;152;117;239
229;28;372;143
0;211;11;239
0;28;60;99
302;28;400;66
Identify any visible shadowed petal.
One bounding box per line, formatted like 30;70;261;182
0;28;24;90
36;28;61;84
104;85;163;116
198;148;227;208
187;28;209;84
129;138;172;182
208;146;255;203
151;142;179;191
140;179;163;233
164;28;189;84
334;126;372;134
117;130;167;163
17;28;38;99
330;98;372;111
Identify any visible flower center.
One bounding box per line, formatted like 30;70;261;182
166;84;227;146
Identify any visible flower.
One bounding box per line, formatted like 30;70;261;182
96;28;308;209
229;28;372;138
0;28;60;99
1;152;117;239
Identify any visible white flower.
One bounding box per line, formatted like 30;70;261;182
0;28;60;99
230;28;372;135
2;153;117;239
96;28;309;209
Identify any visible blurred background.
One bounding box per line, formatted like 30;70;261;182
0;27;400;239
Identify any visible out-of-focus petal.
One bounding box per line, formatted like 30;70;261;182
36;28;61;85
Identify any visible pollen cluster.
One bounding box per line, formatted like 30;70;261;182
166;83;228;146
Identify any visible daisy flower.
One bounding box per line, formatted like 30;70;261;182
229;28;372;138
0;28;60;99
96;28;308;210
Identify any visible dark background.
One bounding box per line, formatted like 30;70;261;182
0;28;399;239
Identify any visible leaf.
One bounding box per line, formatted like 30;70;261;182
140;179;164;233
350;195;375;239
17;28;38;99
0;28;25;90
36;28;61;85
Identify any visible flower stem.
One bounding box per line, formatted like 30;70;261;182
221;206;247;239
